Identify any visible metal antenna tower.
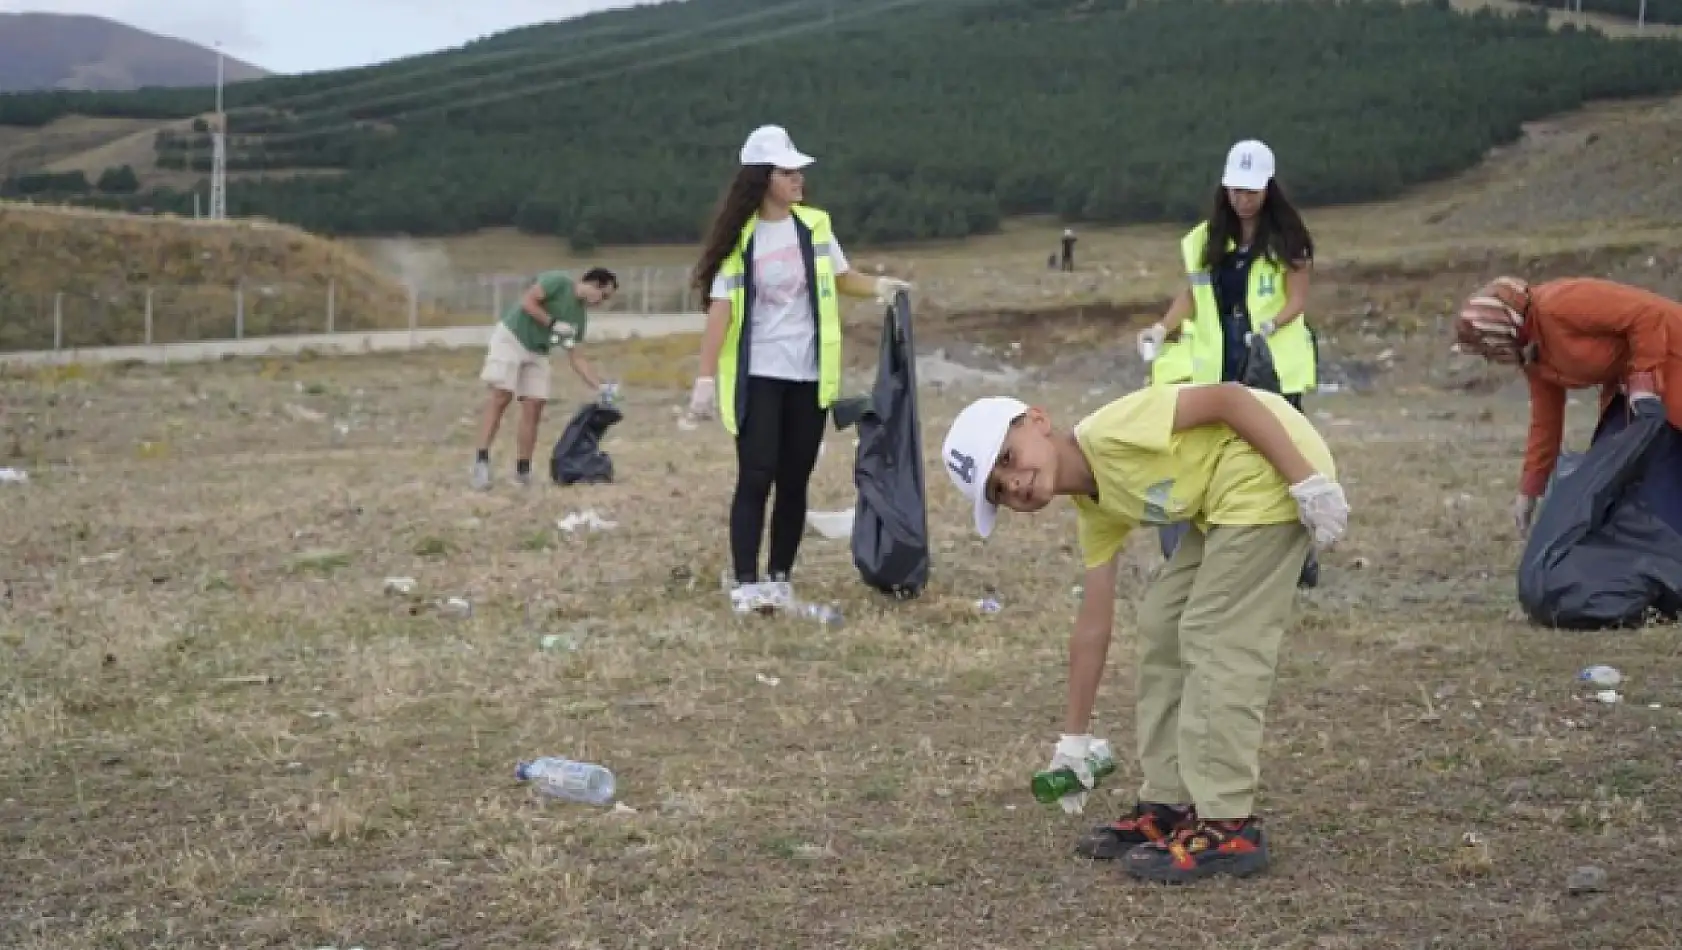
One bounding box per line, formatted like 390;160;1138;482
209;42;227;221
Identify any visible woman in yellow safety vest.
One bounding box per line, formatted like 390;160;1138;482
1138;139;1318;411
687;124;910;616
1139;139;1321;586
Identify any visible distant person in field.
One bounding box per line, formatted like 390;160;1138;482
1060;227;1077;271
1455;275;1682;537
470;267;619;490
1136;139;1322;587
687;123;910;615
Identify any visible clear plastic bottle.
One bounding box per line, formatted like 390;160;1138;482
515;757;616;806
797;602;844;627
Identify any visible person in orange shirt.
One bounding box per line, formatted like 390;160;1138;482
1455;275;1682;535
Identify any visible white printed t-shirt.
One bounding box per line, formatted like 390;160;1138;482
709;215;850;382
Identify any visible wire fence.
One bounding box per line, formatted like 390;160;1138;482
0;266;702;354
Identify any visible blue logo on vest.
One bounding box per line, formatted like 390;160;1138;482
1256;273;1277;298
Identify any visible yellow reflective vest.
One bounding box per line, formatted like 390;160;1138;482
1153;221;1316;395
713;204;843;436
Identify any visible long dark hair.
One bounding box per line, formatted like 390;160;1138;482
1201;178;1314;272
693;165;773;294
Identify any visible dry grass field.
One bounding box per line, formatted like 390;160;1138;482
3;8;1682;945
3;329;1680;948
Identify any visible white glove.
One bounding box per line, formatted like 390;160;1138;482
1136;323;1167;363
688;376;716;419
1288;473;1349;551
874;276;912;304
1048;734;1098;815
1258;319;1278;338
597;381;619;406
1512;493;1538;534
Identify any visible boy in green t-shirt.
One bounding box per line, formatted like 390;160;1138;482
941;381;1349;883
473;267;619;489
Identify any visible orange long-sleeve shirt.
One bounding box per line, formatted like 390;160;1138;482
1520;277;1682;498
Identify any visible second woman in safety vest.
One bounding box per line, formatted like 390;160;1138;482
1138;139;1318;411
688;124;910;615
1140;140;1321;586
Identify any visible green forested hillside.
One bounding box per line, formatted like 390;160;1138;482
2;0;1681;246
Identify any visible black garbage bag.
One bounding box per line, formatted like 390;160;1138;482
1518;406;1682;630
836;291;931;599
549;401;622;486
1236;331;1281;393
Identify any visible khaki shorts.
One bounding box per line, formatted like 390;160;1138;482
479;323;551;401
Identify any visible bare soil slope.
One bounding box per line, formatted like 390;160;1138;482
0;203;436;351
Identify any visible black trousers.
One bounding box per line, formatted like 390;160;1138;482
730;376;828;583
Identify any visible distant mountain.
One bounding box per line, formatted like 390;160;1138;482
0;12;269;93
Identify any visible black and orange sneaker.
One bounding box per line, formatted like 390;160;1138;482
1073;802;1195;860
1122;817;1270;883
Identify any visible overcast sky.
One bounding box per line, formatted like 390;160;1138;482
0;0;662;74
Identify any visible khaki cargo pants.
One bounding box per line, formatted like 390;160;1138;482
1133;522;1310;820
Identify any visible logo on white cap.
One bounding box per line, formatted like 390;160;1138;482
941;396;1028;538
740;124;815;170
1221;139;1275;191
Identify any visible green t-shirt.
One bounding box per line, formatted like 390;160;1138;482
501;270;588;355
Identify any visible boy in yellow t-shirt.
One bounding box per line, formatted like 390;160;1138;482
940;381;1349;884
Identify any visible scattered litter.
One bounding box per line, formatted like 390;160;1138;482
1578;665;1623;688
755;673;781;687
1566;865;1607;895
540;633;581;652
612;801;638;816
383;576;417;596
78;552;121;565
1447;829;1494;878
807;507;855;540
1649;702;1664;710
0;467;28;484
216;674;277;687
1595;689;1621;705
283;402;326;423
795;601;843;627
556;510;618;533
976;592;1002;615
1350;556;1370;570
440;596;472;618
516;756;616;806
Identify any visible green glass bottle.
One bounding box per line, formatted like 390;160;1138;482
1030;739;1117;804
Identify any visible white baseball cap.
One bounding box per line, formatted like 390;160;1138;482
1221;139;1275;191
941;396;1029;538
739;124;815;170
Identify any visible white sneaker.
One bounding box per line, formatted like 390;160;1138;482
730;581;776;616
470;459;491;491
763;576;795;611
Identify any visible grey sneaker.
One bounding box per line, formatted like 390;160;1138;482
514;468;532;488
470;458;491;491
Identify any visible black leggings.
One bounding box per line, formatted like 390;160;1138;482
731;376;828;583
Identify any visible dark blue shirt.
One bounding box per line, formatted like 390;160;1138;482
1212;245;1255;382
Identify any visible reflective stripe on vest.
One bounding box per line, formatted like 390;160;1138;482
715;205;843;436
1180;222;1316;395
